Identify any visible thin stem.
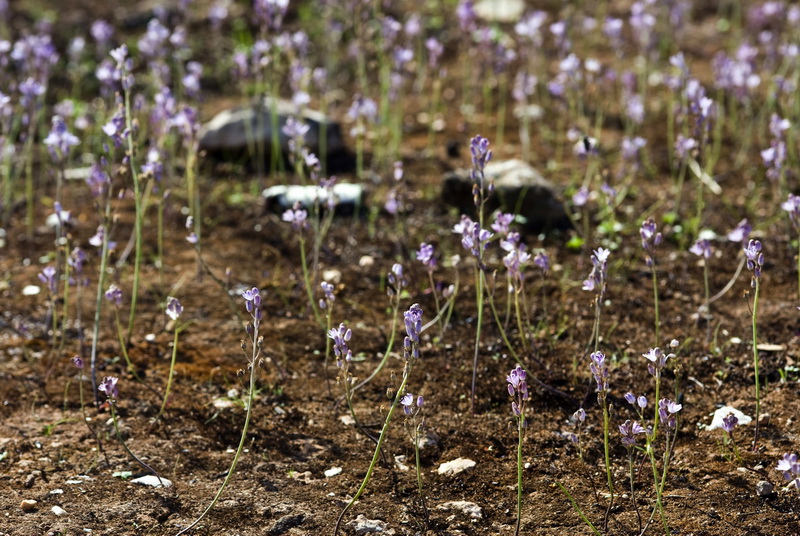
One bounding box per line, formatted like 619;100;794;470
124;88;143;344
514;416;524;536
651;266;660;347
109;401;163;487
298;235;323;328
471;264;484;415
555;482;602;536
751;279;761;451
354;293;400;392
157;328;181;422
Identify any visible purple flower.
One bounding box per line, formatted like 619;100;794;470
319;281;335;310
643;347;670;377
425;37;443;68
105;284;122;307
640;218;662;267
722;413;738;434
416;243;436;272
470;135;492;175
328;322;353;367
387;263;408;295
727;219;751;244
503;242;531;284
658;398;682;429
491;212;514;236
782;194;800;231
43;115;80;161
68;247;87;275
165;296;183;321
72;355;84;369
744;239;764;280
255;0;289;32
456;0;476;32
674;134;697;162
98;376;119;399
689;239;712;259
589;351;609;393
282;202;308;231
619;419;646;446
401;392;423;416
572;187;589;207
573;408;586;422
242;287;261;312
533;251;549;275
583;248;610;296
403;303;423;346
38;266;57;294
776;453;800;490
507;365;528;417
91;19;115;47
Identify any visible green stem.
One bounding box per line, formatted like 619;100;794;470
354;293;400;392
157;328;180;421
555;482;602;535
298;235;323;328
471;265;484;415
515;417;524;536
651;266;660;347
751;279;761;451
124;88;143;344
109;400;163;487
175;316;259;536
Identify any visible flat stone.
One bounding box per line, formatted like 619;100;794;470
20;499;37;511
51;505;67;516
437;457;476;476
268;513;305;535
350;514;393;534
263;183;363;217
199;97;354;174
474;0;524;23
324;467;342;478
130;475;172;488
437;500;483;519
442;159;567;232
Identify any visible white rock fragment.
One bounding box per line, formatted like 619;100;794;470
20;499;37;511
22;285;41;296
51;505;67;516
322;269;342;284
324;467;342;478
358;255;374;268
350;514;392;534
756;480;774;497
705;406;752;431
212;397;235;409
437;500;483;519
339;414;355;426
474;0;524;22
131;475;172;488
756;343;785;352
394;455;409;472
437;457;476;476
50;489;64;495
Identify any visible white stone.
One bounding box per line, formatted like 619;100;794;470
51;505;67;516
350;514;393;534
50;489;64;495
22;285;41;296
437;457;476;476
131;475;172;488
324;467;342;478
322;270;342;284
358;255;374;268
394;455;409;472
705;406;752;431
437;501;483;519
474;0;524;23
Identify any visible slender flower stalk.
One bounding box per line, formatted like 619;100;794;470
283;202;323;327
507;365;529;536
156;297;187;422
640;218;663;346
333;304;423;536
401;393;427;515
782;193;800;300
99;376;164;487
744;239;764;450
176;287;264;535
583;247;610;355
589;350;614;525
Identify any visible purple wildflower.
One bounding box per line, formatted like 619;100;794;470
722;413;738;434
572;187;590;207
38;266;57;294
416;243;436;272
744;239;764;281
105;284;122;307
401;392;424;416
782;194;800;231
619;419;646;446
727;219;752;244
507;365;528;417
165;296;183;321
98;376;119;399
582;248;610;296
491;212;515;236
404;303;423;346
282;202;308;232
43;115;80;162
674;134;697;162
640;218;662;267
319;281;335;310
689;239;712;259
328;322;353;367
643;347;670;377
387;263;408;295
72;355;84;369
658;398;682;429
589;351;609;393
776;453;800;490
533;251;549;275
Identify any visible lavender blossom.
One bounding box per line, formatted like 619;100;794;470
582;247;610;297
506;365;528;417
387;263;408;295
689;239;712;259
776;453;800;490
533;251;549;275
72;355;84;369
401;392;423;416
722;413;738;434
416;243;436;272
105;284;122;307
319;281;335;310
404;303;423;346
727;219;752;244
282;202;308;232
619;419;646;446
165;296;183;321
658;398;682;429
98;375;119;399
491;212;514;236
744;239;764;281
640;218;662;267
589;351;609;393
782;194;800;231
38;266;57;294
643;347;671;378
328;322;353;367
43;115;80;162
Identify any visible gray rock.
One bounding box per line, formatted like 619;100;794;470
756;480;774;497
268;513;305;535
442;159;568;232
199;98;354;174
263;183;364;217
350;514;393;534
437;500;483;519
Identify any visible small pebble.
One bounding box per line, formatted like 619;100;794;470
756;480;774;497
20;499;37;511
51;505;67;516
